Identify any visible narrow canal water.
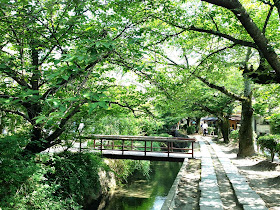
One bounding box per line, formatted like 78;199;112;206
97;161;182;210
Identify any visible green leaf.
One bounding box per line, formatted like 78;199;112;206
54;60;60;65
88;103;98;114
35;115;46;124
61;75;69;80
98;101;108;108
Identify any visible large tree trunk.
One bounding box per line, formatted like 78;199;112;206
238;79;255;157
195;117;200;133
220;116;230;144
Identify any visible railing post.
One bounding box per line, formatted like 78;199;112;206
122;140;124;155
100;139;103;154
171;142;173;152
168;142;170;157
192;141;194;158
145;141;147;156
151;141;153;152
131;140;133;150
94;139;96;149
112;141;114;150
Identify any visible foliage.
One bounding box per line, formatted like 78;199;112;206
0;135;82;209
151;133;172;137
207;127;215;135
83;113;163;137
253;84;280;117
106;159;150;184
0;0;159;154
229;130;239;142
186;125;196;135
46;152;103;206
268;113;280;134
257;135;280;162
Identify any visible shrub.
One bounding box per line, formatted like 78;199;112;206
0;135;82;209
229;130;239;142
186;126;196;135
207;127;215;135
268;113;280;134
257;134;280;162
46;152;103;205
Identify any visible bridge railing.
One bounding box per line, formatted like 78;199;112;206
81;135;196;158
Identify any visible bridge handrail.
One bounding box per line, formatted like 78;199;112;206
81;134;196;143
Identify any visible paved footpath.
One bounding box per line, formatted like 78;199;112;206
197;136;268;210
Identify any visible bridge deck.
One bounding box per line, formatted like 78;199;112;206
92;149;191;162
81;135;197;162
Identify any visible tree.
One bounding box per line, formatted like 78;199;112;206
0;0;152;155
201;0;280;83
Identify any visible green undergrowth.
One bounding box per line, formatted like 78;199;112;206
0;134;153;209
0;134;104;209
106;159;151;184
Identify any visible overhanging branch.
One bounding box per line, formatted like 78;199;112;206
0;108;33;124
195;75;246;102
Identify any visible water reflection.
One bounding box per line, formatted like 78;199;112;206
100;161;182;210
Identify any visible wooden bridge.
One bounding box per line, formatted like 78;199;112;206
80;135;196;162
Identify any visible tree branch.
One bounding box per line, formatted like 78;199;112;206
189;26;257;48
45;102;84;142
195;75;246;101
154;14;256;48
262;4;274;35
0;108;32;124
202;0;280;80
194;102;220;117
145;29;187;47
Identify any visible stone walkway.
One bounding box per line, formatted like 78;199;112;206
198;136;268;210
162;135;270;210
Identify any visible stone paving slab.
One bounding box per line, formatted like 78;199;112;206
201;189;221;199
198;138;223;209
199;197;223;208
201;168;216;175
200;206;223;210
243;205;269;210
199;185;219;193
201;174;217;182
235;190;266;206
226;173;249;185
232;183;253;191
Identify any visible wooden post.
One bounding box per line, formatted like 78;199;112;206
168;142;170;157
100;139;103;154
94;139;96;149
171;142;173;152
145;141;147;156
122;140;124;155
192;141;194;158
151;141;153;152
131;140;133;150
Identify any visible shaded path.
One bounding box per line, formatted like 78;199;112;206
163;135;269;210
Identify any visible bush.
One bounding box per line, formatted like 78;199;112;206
257;134;280;162
186;126;196;135
0;135;82;209
46;152;103;206
268;113;280;134
229;130;239;142
207;127;215;135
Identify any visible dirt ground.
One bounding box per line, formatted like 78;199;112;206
217;141;280;210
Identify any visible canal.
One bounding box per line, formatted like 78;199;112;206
95;161;182;210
